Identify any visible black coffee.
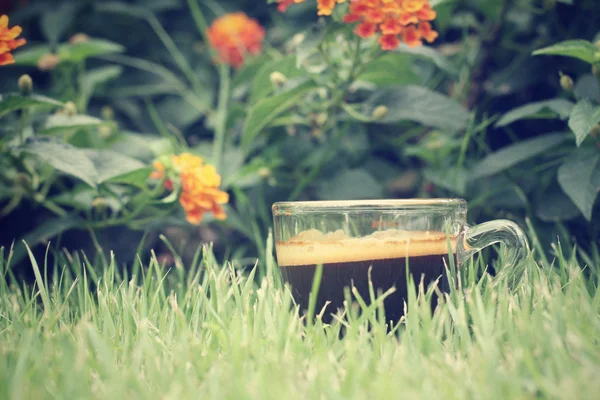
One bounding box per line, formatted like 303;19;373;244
276;230;454;323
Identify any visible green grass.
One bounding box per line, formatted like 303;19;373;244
1;236;599;400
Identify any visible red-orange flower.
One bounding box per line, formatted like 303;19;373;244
277;0;304;12
207;12;265;68
276;0;437;50
276;0;346;16
0;14;26;66
152;153;229;225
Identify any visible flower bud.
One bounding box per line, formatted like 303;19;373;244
101;106;114;121
591;124;600;139
315;112;328;127
559;74;574;91
593;52;600;64
33;193;44;203
258;167;271;178
18;74;33;95
91;197;108;213
595;40;600;50
37;53;60;71
69;33;89;44
270;71;287;86
63;101;77;117
98;125;113;138
291;33;305;47
371;105;389;120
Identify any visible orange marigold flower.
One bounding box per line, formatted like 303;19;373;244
0;14;26;66
207;12;265;69
276;0;437;51
152;153;229;225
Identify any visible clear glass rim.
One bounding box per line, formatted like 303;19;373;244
272;199;467;215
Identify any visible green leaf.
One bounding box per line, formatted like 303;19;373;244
40;2;78;44
495;99;574;127
23;141;99;188
232;54;272;89
536;190;580;222
58;39;125;63
102;83;179;98
51;185;97;209
152;180;181;207
394;44;458;75
41;114;109;134
568;99;600;146
0;93;64;118
295;24;328;68
103;167;152;188
21;140;147;188
470;133;569;180
574;74;600;103
366;85;469;131
84;150;146;184
358;53;420;86
79;66;123;106
219;149;245;187
243;80;317;150
316;169;384;200
533;40;598;64
81;66;123;88
424;168;467;195
156;96;204;130
14;39;124;66
13;45;52;65
557;149;600;221
249;56;304;104
110;132;171;161
404;132;462;164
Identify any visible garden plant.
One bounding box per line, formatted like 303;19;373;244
0;0;599;398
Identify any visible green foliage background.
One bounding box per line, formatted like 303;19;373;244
1;0;600;272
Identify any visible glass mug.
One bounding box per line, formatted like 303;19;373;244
272;199;529;322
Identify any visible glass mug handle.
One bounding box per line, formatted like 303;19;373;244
457;220;530;287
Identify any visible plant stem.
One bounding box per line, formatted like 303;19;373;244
144;9;205;95
288;38;366;201
212;64;230;171
187;0;212;51
41;201;68;217
331;37;363;105
289;125;346;201
99;53;208;113
456;112;476;169
19;109;30;145
76;61;87;113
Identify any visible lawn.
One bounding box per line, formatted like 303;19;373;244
1;233;599;400
1;1;600;399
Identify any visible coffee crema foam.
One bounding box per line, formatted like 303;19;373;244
276;229;457;267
